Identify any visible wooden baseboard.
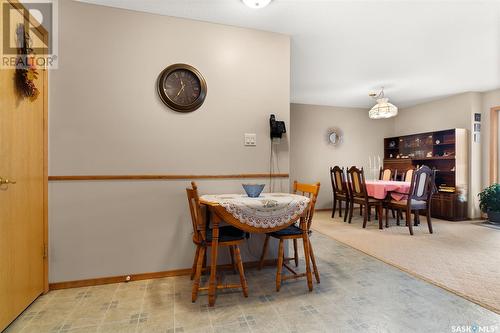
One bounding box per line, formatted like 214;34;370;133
48;259;278;290
49;268;191;290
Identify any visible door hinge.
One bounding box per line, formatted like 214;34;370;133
43;244;48;258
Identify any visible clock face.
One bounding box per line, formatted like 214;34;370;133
157;64;207;112
164;69;201;106
329;132;338;144
327;129;342;146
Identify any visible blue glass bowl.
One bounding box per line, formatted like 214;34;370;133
242;184;265;198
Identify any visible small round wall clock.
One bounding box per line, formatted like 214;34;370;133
327;128;343;146
157;64;207;112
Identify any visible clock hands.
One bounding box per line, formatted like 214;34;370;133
175;87;184;98
175;79;186;99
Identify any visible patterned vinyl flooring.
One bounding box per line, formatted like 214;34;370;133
3;232;500;333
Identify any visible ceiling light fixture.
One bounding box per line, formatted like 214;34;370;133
242;0;272;9
368;88;398;119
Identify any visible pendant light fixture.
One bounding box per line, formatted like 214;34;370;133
368;88;398;119
242;0;272;9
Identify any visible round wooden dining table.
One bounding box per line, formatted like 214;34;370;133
200;193;310;233
199;193;311;306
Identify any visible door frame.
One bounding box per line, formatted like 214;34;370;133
490;107;500;185
7;0;49;293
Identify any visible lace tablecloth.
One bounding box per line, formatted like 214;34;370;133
200;193;310;229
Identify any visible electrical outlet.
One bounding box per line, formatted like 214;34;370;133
244;133;257;146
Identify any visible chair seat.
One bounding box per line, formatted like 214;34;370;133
206;226;246;243
352;196;381;205
270;225;302;237
335;193;349;200
387;199;427;210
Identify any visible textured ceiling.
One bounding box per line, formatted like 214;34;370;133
77;0;500;108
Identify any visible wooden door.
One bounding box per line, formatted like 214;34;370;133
0;2;48;330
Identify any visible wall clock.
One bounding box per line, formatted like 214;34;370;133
157;64;207;112
327;128;343;146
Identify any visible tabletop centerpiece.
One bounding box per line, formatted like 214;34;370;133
242;184;265;198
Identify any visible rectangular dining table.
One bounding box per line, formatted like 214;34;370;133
365;180;411;201
364;180;411;227
199;193;311;306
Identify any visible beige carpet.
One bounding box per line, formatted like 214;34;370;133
312;210;500;314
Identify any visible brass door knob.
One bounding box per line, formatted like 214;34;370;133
0;177;16;185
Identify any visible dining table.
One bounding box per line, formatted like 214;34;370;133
365;180;411;201
364;180;412;227
199;192;311;306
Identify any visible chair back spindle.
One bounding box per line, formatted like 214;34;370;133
404;168;414;183
293;180;320;231
379;168;393;181
330;166;348;196
347;166;367;200
186;182;207;243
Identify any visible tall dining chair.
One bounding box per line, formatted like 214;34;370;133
186;182;248;304
258;181;320;292
330;166;350;222
403;168;414;182
379;167;394;181
384;166;435;235
347;167;383;229
392;167;416;224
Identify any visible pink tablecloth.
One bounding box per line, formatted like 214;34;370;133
365;180;411;201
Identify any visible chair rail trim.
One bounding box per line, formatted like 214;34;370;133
49;173;289;181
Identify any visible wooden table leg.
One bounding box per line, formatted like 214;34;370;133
208;213;220;307
378;205;383;230
258;234;270;270
276;239;284;292
301;218;313;291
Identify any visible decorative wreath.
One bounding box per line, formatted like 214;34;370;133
15;24;39;101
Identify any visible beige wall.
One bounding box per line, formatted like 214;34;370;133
392;92;479;136
394;92;482;218
395;91;500;218
290;104;394;209
481;89;500;189
49;1;290;282
292;91;500;218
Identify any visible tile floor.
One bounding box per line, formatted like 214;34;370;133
4;233;500;333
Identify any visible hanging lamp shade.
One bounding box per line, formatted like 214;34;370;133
369;97;398;119
242;0;272;9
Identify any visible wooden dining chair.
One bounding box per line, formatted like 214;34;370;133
347;167;383;229
384;166;435;235
389;168;416;222
379;167;394;181
258;181;320;292
186;182;248;304
404;168;414;182
330;166;350;222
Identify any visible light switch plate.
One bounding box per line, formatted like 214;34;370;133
244;133;257;146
